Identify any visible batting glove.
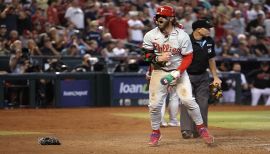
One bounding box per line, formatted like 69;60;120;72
160;70;180;85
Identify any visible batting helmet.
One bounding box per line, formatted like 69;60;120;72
156;5;175;17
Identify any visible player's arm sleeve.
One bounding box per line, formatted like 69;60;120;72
177;33;193;73
177;53;193;73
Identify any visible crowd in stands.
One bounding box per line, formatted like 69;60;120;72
0;0;269;107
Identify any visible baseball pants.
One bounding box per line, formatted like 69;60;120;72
148;70;203;130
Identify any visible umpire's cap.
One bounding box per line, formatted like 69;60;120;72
192;19;213;30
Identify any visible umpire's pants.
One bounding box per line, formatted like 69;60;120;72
180;72;210;132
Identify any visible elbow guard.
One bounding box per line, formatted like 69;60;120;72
142;48;157;63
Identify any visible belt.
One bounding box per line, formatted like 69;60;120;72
153;66;176;72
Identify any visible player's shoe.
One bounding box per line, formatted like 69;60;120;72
148;132;162;146
181;130;192;139
168;121;180;127
160;122;168;127
198;127;214;145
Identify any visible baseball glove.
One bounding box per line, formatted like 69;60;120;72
38;137;61;145
208;83;223;104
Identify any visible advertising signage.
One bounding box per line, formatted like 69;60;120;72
111;74;149;106
60;80;93;107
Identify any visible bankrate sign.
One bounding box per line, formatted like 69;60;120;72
60;80;92;107
111;75;149;106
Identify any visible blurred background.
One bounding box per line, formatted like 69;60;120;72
0;0;269;108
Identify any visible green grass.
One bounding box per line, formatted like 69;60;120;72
0;131;45;136
113;110;270;130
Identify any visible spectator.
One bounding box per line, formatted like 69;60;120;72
264;11;270;38
247;62;270;106
84;1;99;24
65;0;84;30
179;12;194;34
101;41;115;60
218;62;232;103
73;53;101;72
31;7;47;33
112;39;128;57
145;0;159;19
27;39;42;55
0;4;18;32
37;0;48;10
247;35;269;57
100;32;113;48
0;37;9;55
139;9;153;34
246;12;265;35
65;31;88;56
222;63;249;103
107;11;129;40
0;24;8;48
236;40;252;57
55;0;69;25
7;30;19;46
61;44;79;56
193;5;209;20
255;37;270;57
7;40;31;106
73;53;92;72
39;34;60;55
0;24;8;39
127;11;144;46
84;20;102;45
226;10;246;36
85;39;100;56
17;10;32;35
220;42;234;58
48;27;66;52
47;0;60;26
247;3;265;22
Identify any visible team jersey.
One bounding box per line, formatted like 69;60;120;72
142;27;193;71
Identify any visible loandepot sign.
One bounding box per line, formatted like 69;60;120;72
119;82;148;94
63;91;88;96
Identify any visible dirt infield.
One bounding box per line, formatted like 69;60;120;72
0;105;270;154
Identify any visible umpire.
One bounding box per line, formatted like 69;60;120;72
180;19;222;138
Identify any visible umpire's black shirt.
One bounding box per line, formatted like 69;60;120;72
187;33;216;75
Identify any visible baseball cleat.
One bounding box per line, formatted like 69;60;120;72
160;122;168;127
148;132;162;146
198;127;214;145
168;122;180;127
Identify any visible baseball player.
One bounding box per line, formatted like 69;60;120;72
142;5;214;146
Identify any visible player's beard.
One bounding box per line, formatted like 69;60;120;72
157;19;170;32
